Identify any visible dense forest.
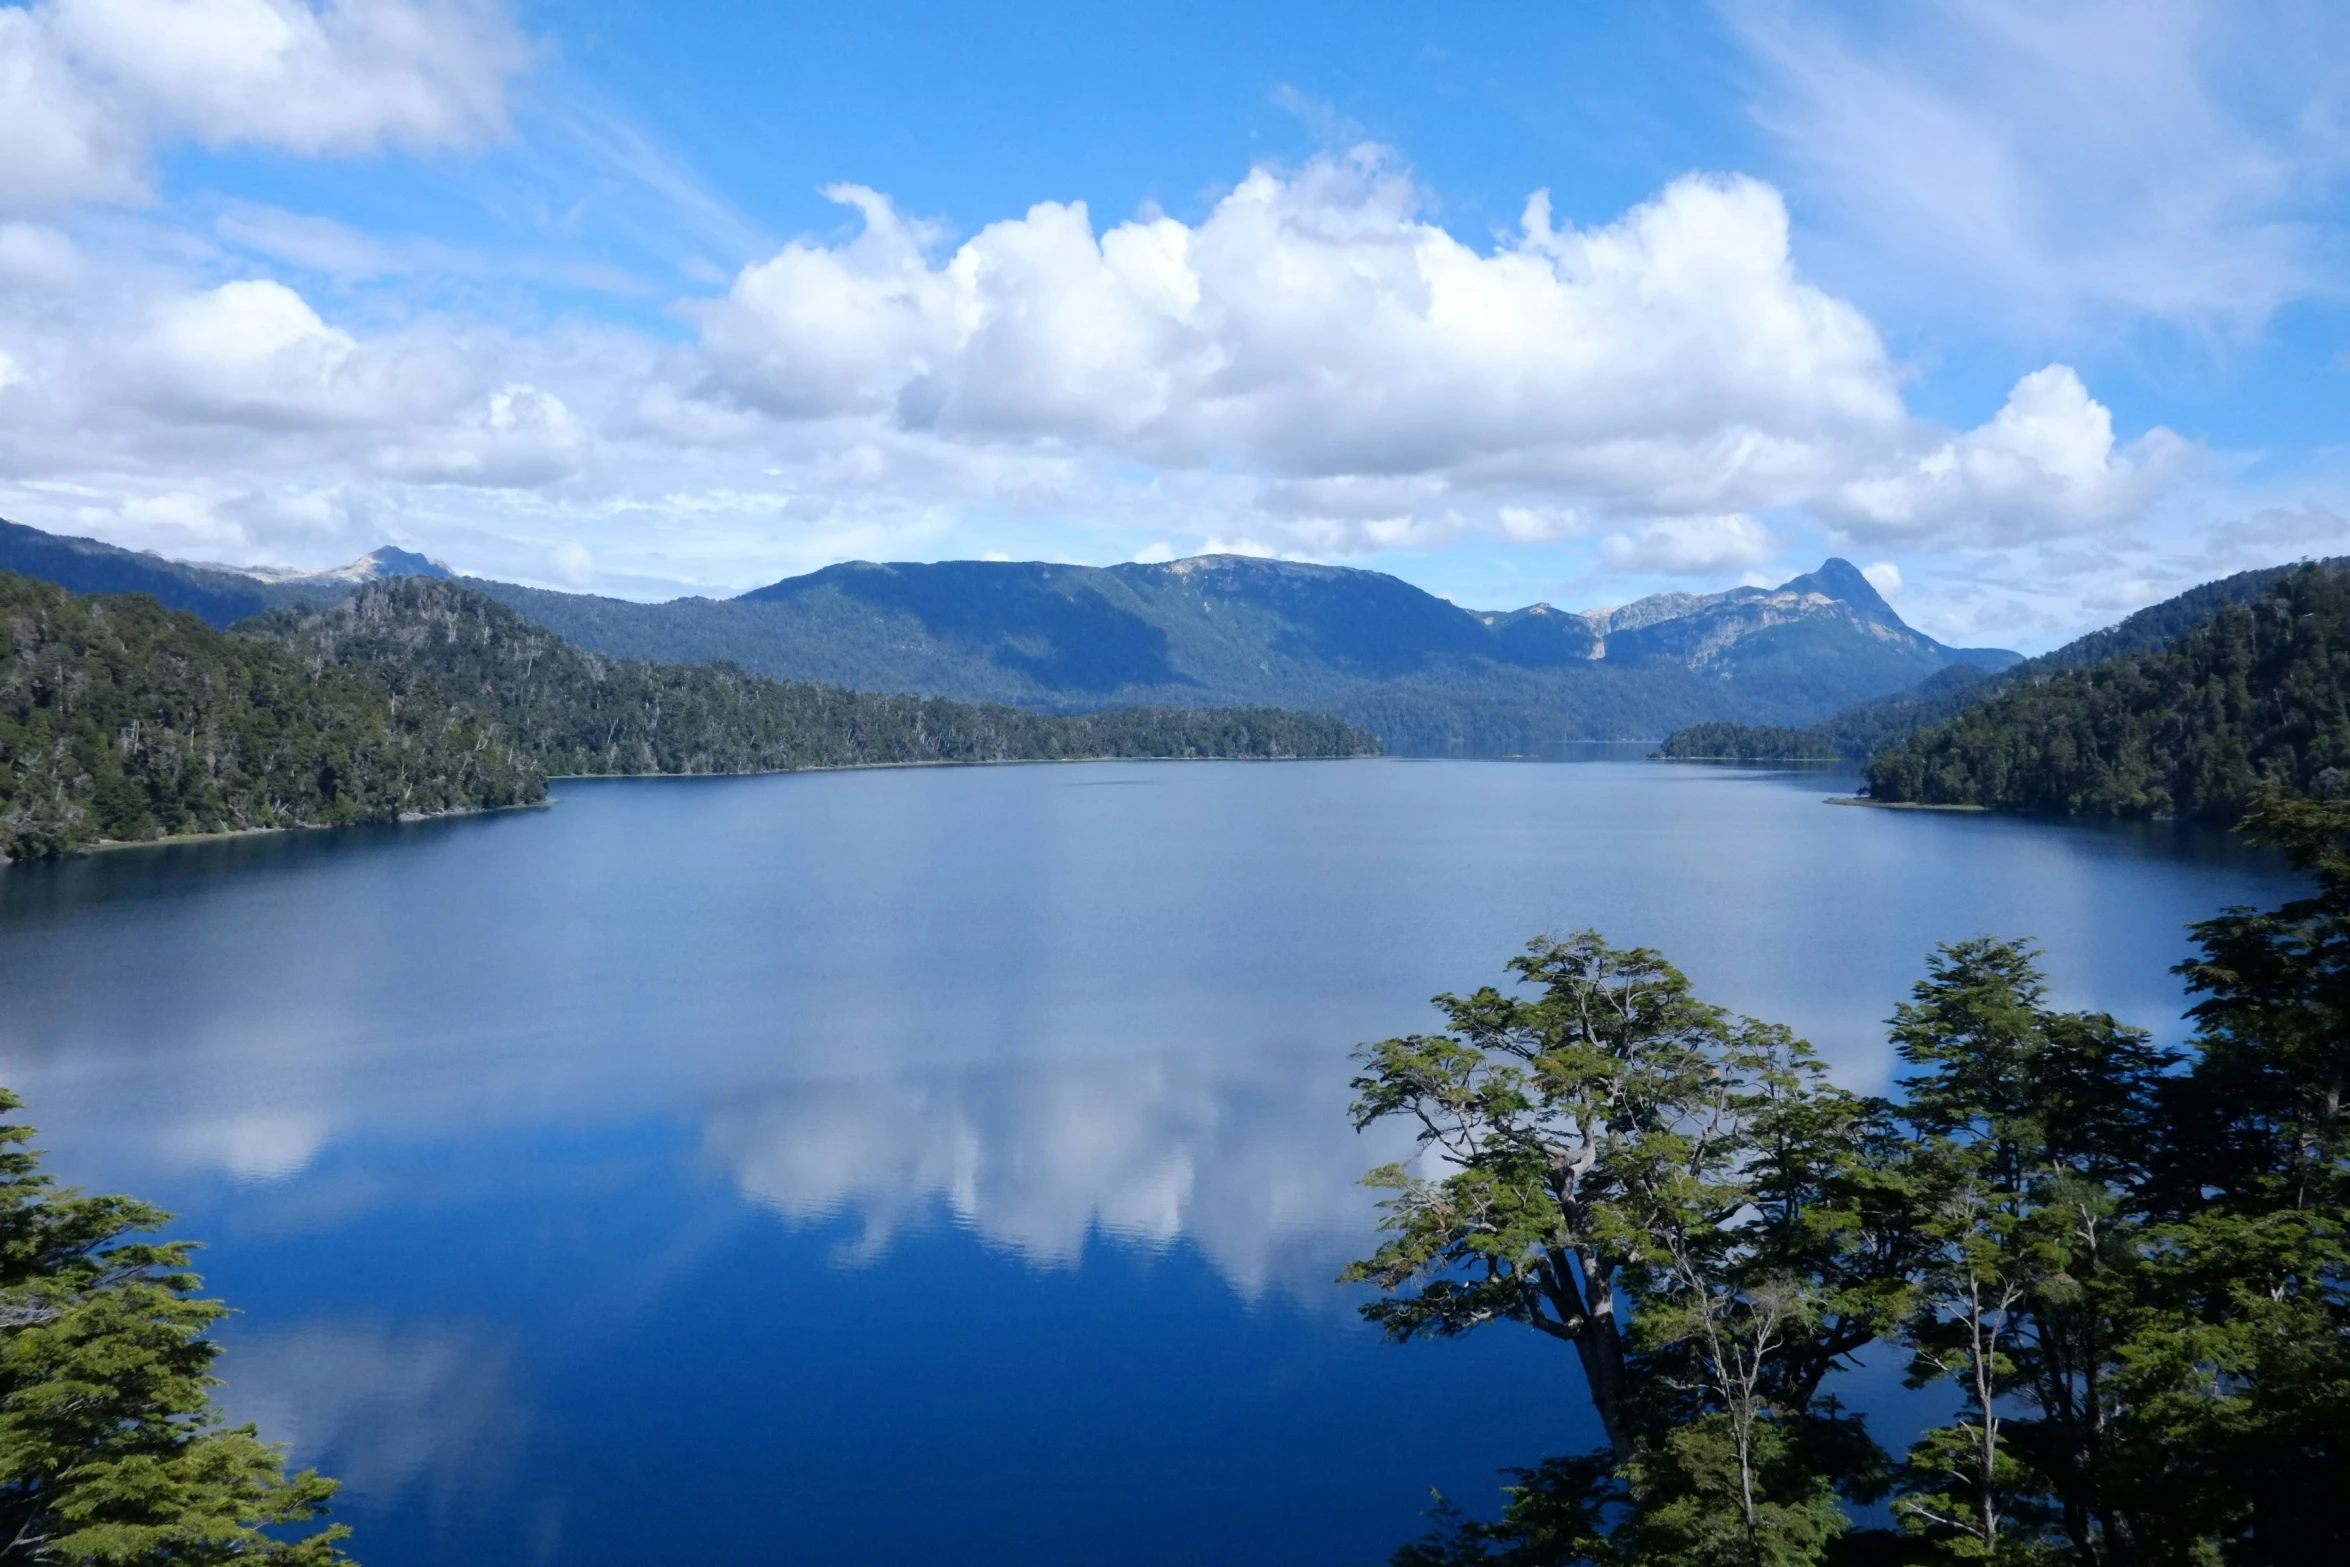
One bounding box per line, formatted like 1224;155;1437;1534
1865;565;2350;819
1650;721;1840;763
0;574;1377;862
1355;791;2350;1564
0;573;540;862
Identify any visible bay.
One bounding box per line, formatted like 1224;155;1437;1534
0;758;2303;1564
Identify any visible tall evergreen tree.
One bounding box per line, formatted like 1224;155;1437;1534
0;1091;349;1565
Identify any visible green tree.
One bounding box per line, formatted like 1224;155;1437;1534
0;1090;350;1564
1886;940;2174;1564
2095;791;2350;1563
1346;934;1901;1565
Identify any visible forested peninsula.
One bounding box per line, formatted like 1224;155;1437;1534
0;574;1377;862
1654;558;2343;775
1864;564;2350;819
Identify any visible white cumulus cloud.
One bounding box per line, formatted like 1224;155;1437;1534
374;383;591;487
1600;514;1778;574
0;0;529;215
0;126;2201;611
696;152;1908;511
1826;365;2188;542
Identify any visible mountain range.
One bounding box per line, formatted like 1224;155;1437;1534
0;516;2016;752
0;518;452;625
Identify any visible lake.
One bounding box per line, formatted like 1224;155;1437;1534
0;758;2304;1565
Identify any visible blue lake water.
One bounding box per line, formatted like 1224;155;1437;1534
0;758;2306;1565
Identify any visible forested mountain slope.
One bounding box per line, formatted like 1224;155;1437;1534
1656;558;2341;765
0;518;2018;752
1864;564;2350;819
246;580;1376;779
2;575;1374;861
0;572;538;860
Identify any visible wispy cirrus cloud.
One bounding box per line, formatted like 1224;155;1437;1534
1724;0;2350;334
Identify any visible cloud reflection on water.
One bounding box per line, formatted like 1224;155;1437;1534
213;1322;528;1511
704;1050;1412;1297
0;763;2308;1317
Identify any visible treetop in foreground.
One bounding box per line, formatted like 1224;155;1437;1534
0;1088;351;1564
1351;824;2350;1564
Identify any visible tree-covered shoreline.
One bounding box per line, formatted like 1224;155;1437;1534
0;573;541;863
1654;559;2349;785
1650;721;1843;764
1865;566;2350;820
1;573;1380;862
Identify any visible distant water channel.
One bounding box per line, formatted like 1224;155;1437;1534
0;759;2305;1565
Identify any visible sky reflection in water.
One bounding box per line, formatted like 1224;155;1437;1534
0;760;2304;1564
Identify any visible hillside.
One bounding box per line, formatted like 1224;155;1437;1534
1653;558;2340;766
244;580;1377;779
471;554;2016;751
4;574;1375;860
1862;563;2350;819
0;572;540;861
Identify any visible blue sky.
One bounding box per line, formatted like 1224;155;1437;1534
1;0;2345;649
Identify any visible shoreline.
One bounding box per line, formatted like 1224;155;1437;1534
545;749;1378;782
1826;796;1990;813
71;798;558;856
1654;755;1844;766
12;752;1377;864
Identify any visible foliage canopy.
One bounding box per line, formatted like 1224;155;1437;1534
0;1090;349;1564
1352;812;2350;1564
1866;565;2350;819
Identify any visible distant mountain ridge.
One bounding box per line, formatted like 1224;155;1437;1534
474;552;2016;752
238;545;455;586
0;515;2016;753
0;519;453;625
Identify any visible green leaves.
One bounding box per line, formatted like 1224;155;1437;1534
1349;933;1902;1565
1358;917;2350;1567
0;1089;351;1565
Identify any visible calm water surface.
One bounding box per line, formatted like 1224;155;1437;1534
0;759;2304;1565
